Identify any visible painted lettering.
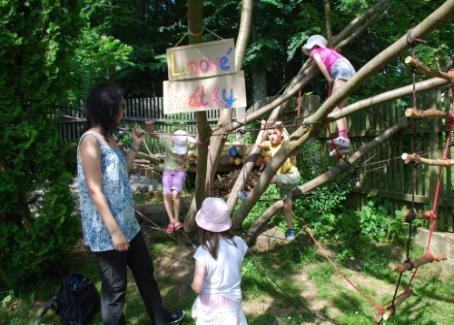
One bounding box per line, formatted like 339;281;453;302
170;52;182;77
210;86;224;106
188;87;201;107
187;60;199;75
208;57;220;72
222;88;237;109
219;56;230;71
199;85;209;107
199;59;210;73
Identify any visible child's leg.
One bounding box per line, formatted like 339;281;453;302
162;171;176;224
163;194;176;224
170;171;186;225
171;190;180;222
283;198;293;229
332;79;349;138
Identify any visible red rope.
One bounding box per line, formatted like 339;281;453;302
405;91;454;290
296;213;385;314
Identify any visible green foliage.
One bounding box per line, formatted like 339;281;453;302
0;0;84;288
67;29;134;101
358;197;401;243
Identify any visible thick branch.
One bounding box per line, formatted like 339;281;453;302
235;0;253;71
328;77;450;122
244;119;408;242
405;56;454;81
376;288;413;323
405;107;451;120
404;209;434;222
401;153;454;166
394;253;447;273
324;0;333;47
187;0;211;218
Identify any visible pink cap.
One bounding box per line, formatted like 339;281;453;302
172;130;188;155
195;197;232;232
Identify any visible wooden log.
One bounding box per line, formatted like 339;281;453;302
405;56;454;81
404;108;451;120
394;253;447;273
382;288;413;321
401;153;454;166
415;210;434;222
404;208;416;222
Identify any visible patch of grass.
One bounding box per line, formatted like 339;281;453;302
2;225;453;325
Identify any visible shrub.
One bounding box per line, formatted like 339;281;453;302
0;1;84;288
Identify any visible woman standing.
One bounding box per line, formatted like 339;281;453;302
77;83;183;324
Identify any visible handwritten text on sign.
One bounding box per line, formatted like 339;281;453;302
166;39;235;81
163;71;246;114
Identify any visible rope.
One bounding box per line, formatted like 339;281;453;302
203;27;224;40
387;50;452;319
296;213;385;314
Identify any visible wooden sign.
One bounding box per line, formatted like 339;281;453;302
166;39;235;81
163;71;246;114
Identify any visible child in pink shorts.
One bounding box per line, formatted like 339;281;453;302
302;35;356;157
147;122;195;233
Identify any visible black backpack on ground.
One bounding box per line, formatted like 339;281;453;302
37;273;100;325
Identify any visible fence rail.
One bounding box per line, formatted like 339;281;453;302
56;97;244;143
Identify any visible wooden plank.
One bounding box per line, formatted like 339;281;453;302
353;188;454;208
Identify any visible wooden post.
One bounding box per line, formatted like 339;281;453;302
394;253;447;273
405;107;451;120
401;152;454;166
405;56;454;81
382;288;413;321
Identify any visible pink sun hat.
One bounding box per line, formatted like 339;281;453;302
172;130;189;155
195;197;232;232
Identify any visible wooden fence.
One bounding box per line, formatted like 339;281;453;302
57;90;453;232
56;97;242;143
333;88;453;233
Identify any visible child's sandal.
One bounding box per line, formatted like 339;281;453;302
174;222;184;231
165;223;175;234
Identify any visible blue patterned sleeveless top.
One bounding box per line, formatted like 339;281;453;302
77;130;140;252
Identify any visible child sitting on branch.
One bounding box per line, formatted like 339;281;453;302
302;34;356;157
257;120;301;240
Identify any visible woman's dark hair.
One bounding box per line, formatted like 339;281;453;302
85;83;124;135
199;228;236;260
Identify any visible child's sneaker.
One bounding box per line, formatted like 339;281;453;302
329;148;350;158
327;136;350;149
168;310;185;324
285;229;295;241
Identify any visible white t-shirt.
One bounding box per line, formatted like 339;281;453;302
193;236;248;303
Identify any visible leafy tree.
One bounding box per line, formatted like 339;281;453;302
0;1;85;288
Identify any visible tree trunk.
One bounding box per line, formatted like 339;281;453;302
187;0;211;214
233;0;454;228
184;0;254;230
324;0;333;47
136;0;145;20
